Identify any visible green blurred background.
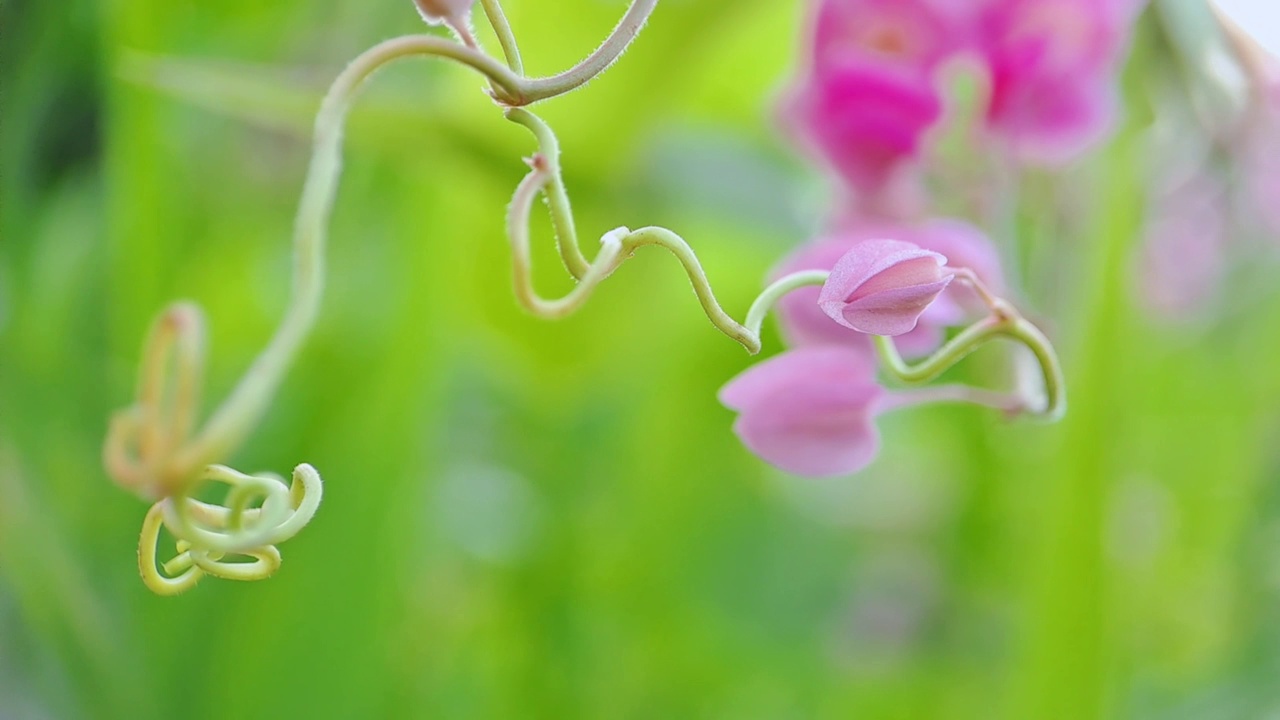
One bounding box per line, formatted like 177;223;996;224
4;0;1280;718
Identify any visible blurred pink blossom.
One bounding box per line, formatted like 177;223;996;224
719;346;885;477
1140;174;1227;318
774;219;1005;356
781;60;944;196
811;0;969;69
976;0;1143;162
818;239;952;336
782;0;1142;193
780;0;969;195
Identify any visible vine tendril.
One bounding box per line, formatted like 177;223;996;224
108;0;1064;594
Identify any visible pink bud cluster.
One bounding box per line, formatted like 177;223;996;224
722;221;1003;477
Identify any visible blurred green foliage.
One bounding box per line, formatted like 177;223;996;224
3;1;1280;718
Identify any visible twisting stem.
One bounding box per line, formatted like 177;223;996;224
744;270;829;338
504;108;760;354
874;311;1066;420
506;161;626;317
1003;317;1067;421
176;36;522;470
874;316;1007;384
518;0;659;102
478;0;525;74
504;109;591;278
621;227;761;353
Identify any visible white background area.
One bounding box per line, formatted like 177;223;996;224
1215;0;1280;57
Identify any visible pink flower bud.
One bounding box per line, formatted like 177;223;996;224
774;220;1003;356
413;0;473;25
719;347;884;477
817;239;951;336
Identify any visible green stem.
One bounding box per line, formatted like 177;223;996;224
620;227;760;354
177;36;521;469
504;108;759;353
478;0;525;74
875;316;1007;384
505;109;590;278
875;313;1066;420
1005;317;1068;421
743;270;828;339
517;0;658;103
505;164;626;317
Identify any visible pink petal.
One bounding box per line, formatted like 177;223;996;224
719;347;885;477
817;239;951;335
773;235;879;349
976;0;1137;164
839;277;955;335
782;60;944;194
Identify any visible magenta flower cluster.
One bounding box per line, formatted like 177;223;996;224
782;0;1144;197
719;0;1136;477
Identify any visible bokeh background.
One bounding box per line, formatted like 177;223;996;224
4;0;1280;718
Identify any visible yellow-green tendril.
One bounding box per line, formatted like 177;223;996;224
110;0;1067;596
110;6;670;594
138;464;320;596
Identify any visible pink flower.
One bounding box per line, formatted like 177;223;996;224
811;0;969;69
1140;173;1227;318
774;219;1004;355
782;61;944;194
976;0;1142;162
818;239;951;335
781;0;970;194
719;346;885;477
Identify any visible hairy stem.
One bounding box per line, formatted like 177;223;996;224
505;109;591;278
518;0;658;102
505;108;760;353
478;0;525;74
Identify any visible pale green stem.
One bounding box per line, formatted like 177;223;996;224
176;36;521;470
504;109;760;354
139;503;202;595
518;0;658;103
875;316;1007;385
505;109;590;278
478;0;524;74
162;464;322;555
619;227;761;354
505;162;626;318
744;270;829;338
875;313;1066;420
1004;317;1067;421
188;545;282;581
